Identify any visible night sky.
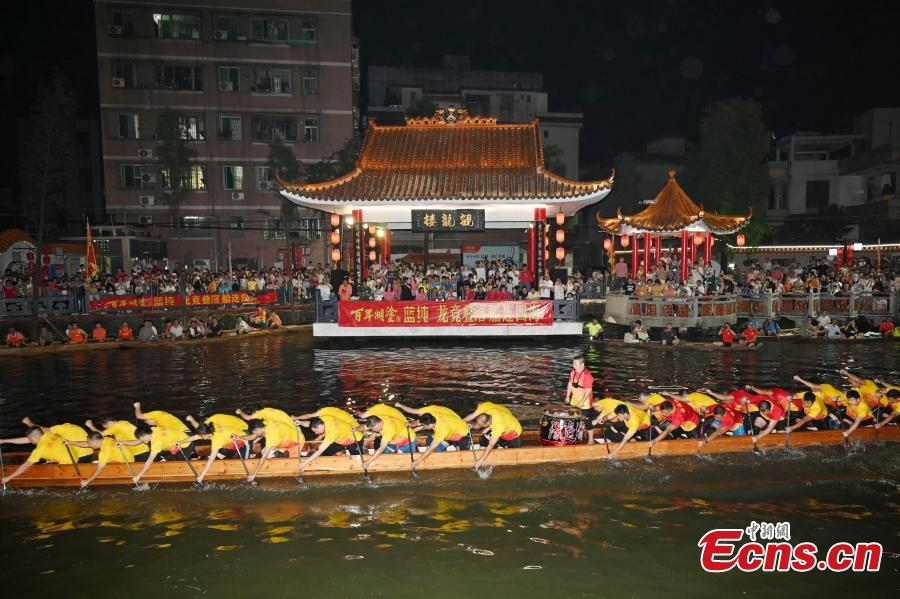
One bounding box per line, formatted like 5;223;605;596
1;0;898;186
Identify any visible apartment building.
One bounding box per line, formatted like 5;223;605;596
94;0;354;271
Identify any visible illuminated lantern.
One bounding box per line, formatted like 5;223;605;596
43;255;51;265
556;212;566;226
346;216;355;227
330;213;341;228
736;234;746;247
693;232;704;245
544;249;549;261
603;239;612;251
620;235;630;248
368;250;377;262
368;237;377;248
330;248;341;262
376;228;384;238
709;236;715;247
555;247;565;261
555;230;565;244
368;225;376;235
330;231;340;245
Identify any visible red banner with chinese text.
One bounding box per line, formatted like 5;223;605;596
337;300;554;327
90;292;277;311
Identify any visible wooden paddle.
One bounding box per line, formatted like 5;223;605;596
295;427;304;484
63;442;84;484
405;424;418;479
176;444;202;485
231;434;251;478
353;435;372;484
117;444;147;491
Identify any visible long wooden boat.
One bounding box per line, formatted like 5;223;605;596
2;427;895;488
589;339;760;351
0;325;309;358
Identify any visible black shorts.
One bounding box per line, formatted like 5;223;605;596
723;341;732;347
131;451;150;462
321;441;361;456
581;408;598;431
480;432;522;448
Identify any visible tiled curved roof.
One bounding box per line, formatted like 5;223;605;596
0;229;35;253
597;171;750;235
279;118;613;201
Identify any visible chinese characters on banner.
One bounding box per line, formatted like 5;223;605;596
411;209;486;232
89;292;277;311
338;300;554;327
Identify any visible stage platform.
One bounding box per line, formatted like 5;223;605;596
313;322;583;338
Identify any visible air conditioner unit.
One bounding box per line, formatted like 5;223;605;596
259;181;274;191
218;81;234;92
138;148;154;160
139;216;154;225
139;195;155;206
112;78;126;88
140;172;157;185
107;25;123;36
231;192;245;201
214;29;228;40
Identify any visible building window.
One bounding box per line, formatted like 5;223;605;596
384;87;402;106
160;165;207;190
112;62;135;87
217;66;239;92
218;115;242;140
264;217;287;240
805;180;830;210
500;94;514;111
252;115;297;142
303;118;319;143
153;13;201;40
156;64;203;91
296;217;321;240
120;164;144;189
251;18;288;42
175;115;206;141
256;166;274;191
301;20;316;41
110;11;134;35
302;70;318;95
214;15;237;39
251;67;291;93
180;216;213;238
230;215;244;237
222;166;243;190
768;184;788;210
117;113;140;139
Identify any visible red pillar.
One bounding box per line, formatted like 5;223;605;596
680;230;688;282
527;225;536;280
656;236;662;269
534;208;547;279
643;232;650;277
704;232;712;266
631;235;639;280
384;227;391;264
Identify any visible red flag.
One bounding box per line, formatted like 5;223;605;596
86;218;99;279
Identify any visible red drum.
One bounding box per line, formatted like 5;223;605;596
539;411;586;446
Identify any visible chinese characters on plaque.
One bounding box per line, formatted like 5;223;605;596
411;209;485;233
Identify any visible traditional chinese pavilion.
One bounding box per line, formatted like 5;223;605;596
278;107;614;285
596;170;750;281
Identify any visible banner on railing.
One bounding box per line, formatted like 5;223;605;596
337;300;554;327
90;291;277;311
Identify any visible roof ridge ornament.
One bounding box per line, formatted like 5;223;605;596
404;105;498;126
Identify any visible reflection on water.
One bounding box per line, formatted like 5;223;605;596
0;445;897;596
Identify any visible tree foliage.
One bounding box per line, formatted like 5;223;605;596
155;110;198;229
543;144;567;177
775;205;852;244
19;72;79;238
304;136;361;184
681;98;769;244
405;96;437;119
606;152;642;215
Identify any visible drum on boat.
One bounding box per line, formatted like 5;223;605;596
539;410;586;446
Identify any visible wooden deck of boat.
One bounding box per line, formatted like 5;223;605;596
591;339;760;350
4;427;895;488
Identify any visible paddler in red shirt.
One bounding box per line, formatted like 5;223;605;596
740;323;758;346
715;324;736;347
751;399;787;445
645;399;700;449
698;404;747;449
118;322;134;341
565;357;597;443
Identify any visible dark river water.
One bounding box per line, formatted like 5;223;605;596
0;330;898;597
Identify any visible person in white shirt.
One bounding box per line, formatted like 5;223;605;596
539;277;553;299
317;281;332;301
553;280;566;300
169;319;184;339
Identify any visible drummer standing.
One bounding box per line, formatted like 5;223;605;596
566;358;598;443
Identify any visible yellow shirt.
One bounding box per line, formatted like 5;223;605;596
149;427;188;454
646;393;667;406
847;401;873;421
144;411;188;432
618;405;651;434
317;407;362;446
98;436;132;463
803;396;829;420
205;414;248;453
102;420;148;457
28;424;92;463
685;392;719;414
816;384;847;407
367;404;410;446
264;420;301;449
880;385;900;409
594;398;627;416
420;405;469;443
475;402;522;438
252;408;295;428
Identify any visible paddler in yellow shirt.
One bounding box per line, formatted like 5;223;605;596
64;431;133;488
841;390;875;439
133;402;190;433
874;388;900;429
792;376;847;407
179;414;250;483
464;402;523;469
121;424;195;484
0;419;93;485
358;404;416;469
839;369;880;408
785;391;839;432
86;416;149;461
295;407;364;473
395;402;471;469
241;417;303;483
236;404;297;429
606;403;652;459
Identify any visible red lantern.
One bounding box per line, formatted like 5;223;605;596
330;248;341;262
603;239;612;251
620;235;630;248
555;247;565;261
368;225;376;235
330;213;341;228
368;237;377;248
330;231;340;245
43;255;52;265
556;212;566;226
736;234;746;247
368;250;377;262
555;230;565;244
544;249;549;261
26;252;35;261
709;236;715;247
693;232;704;246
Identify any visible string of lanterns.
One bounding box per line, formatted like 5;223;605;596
329;213;341;263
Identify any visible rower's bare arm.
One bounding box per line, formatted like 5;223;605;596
701;426;727;446
85;419;100;433
21;418;50;433
394;402;421;416
792;376;819;391
610;429;636;458
185;415;200;428
133;402;146;420
118;439;144;447
299;443;329;472
475;435;499;469
235;408;253;420
292;411;320;421
2;460;35;483
63;440;91;448
747;386;772;397
414;438;442;468
134;452;158;482
875;411;898;429
82;462;107;487
650;423;676;447
703;389;732;402
844;415;864;437
0;436;33;445
364;442;389;468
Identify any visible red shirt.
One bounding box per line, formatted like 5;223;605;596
119;326;133;340
519;270;534;284
721;327;735;343
663;400;700;429
568;368;595;407
486;290;500;300
760;401;785;422
497;290;511;300
3;285;16;299
742;327;758;342
716;405;744;430
727;390;753;411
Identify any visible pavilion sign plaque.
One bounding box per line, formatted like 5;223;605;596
411;209;485;233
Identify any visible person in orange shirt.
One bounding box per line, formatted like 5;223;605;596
338;278;353;301
251;306;267;327
6;327;26;347
842;390;875;439
118;322;134;341
65;322;87;344
92;321;108;342
740;323;758;346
